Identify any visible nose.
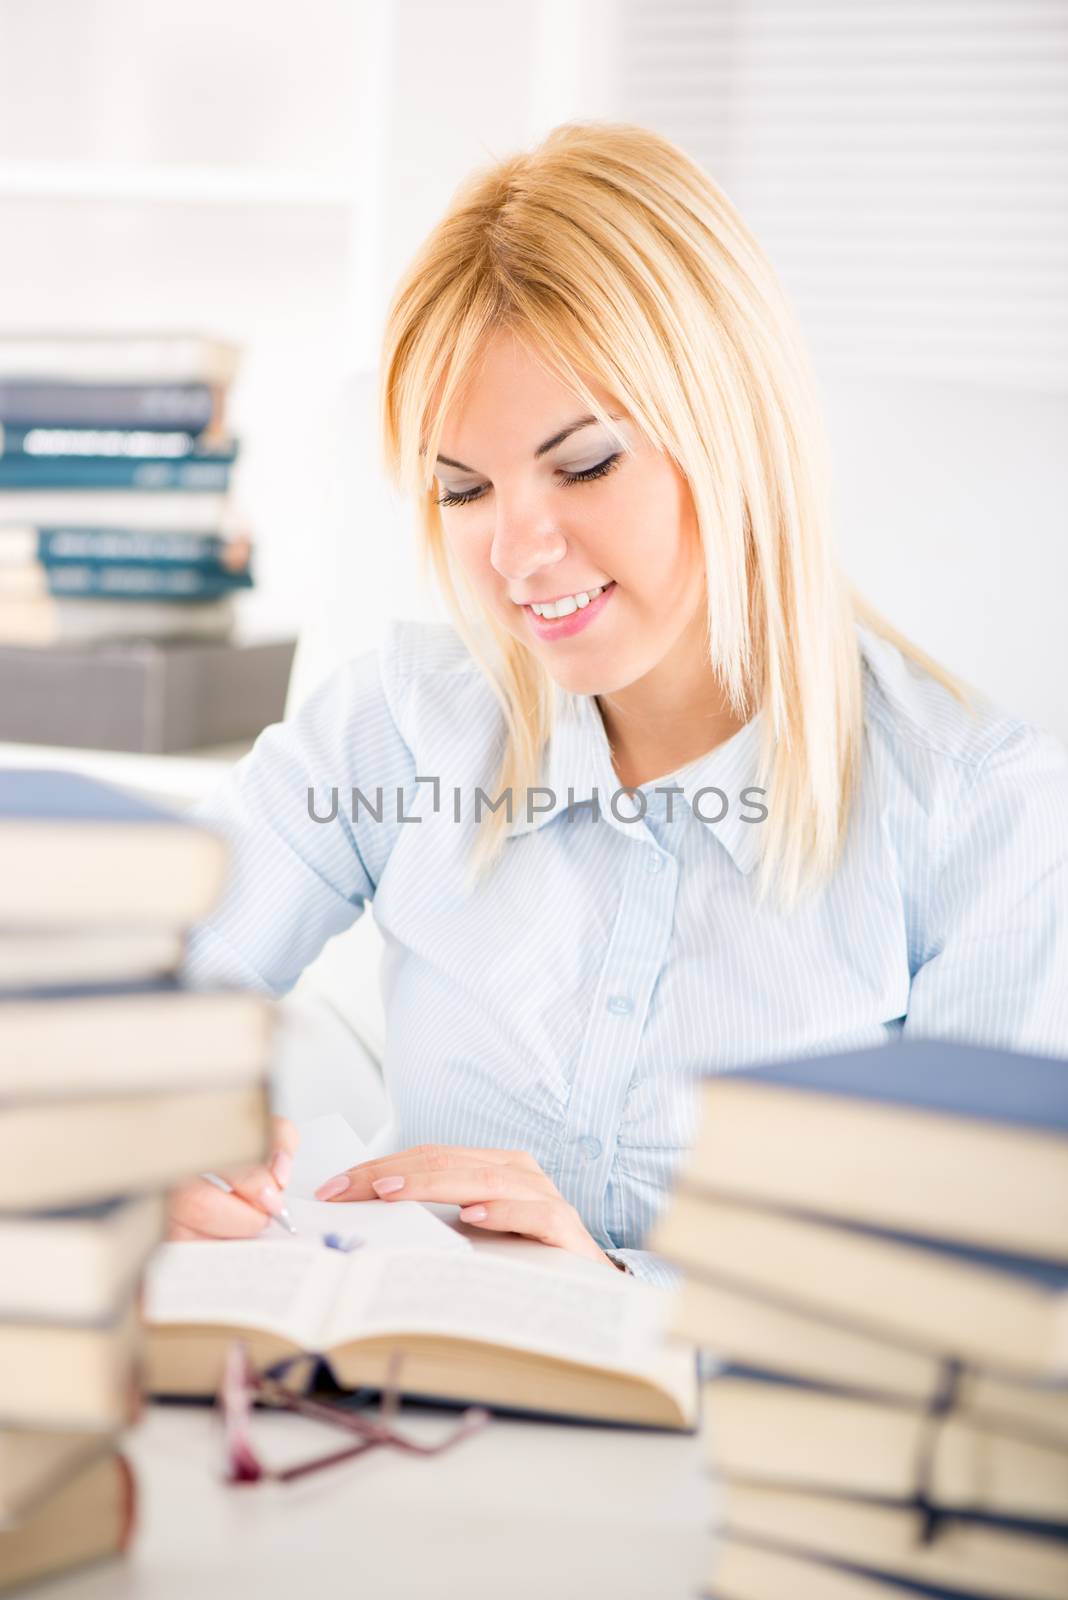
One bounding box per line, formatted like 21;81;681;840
489;497;567;584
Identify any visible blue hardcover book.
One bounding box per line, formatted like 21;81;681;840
0;380;217;431
684;1039;1068;1262
0;455;233;491
45;564;253;600
0;426;236;461
0;767;228;928
725;1037;1068;1134
38;528;234;565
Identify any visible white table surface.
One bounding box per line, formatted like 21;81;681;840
32;1399;712;1600
28;1231;715;1599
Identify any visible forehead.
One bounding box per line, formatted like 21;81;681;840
434;328;621;460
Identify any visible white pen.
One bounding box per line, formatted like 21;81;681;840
200;1171;298;1235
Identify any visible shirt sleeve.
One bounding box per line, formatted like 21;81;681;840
903;717;1068;1055
177;642;415;998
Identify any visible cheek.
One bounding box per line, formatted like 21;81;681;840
600;468;700;598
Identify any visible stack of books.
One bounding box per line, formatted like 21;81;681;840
0;767;276;1592
0;331;250;647
650;1039;1068;1600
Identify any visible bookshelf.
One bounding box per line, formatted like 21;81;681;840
0;0;392;706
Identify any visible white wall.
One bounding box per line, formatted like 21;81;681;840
1;1;1062;1042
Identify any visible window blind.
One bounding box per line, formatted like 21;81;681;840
619;0;1068;390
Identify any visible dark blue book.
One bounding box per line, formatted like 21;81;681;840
726;1037;1068;1135
38;528;235;565
45;564;253;600
683;1039;1068;1262
0;380;217;431
0;766;227;928
0;454;232;491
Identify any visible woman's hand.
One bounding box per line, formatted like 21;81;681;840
165;1114;300;1241
314;1143;621;1269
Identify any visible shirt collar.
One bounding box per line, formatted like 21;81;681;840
506;679;767;875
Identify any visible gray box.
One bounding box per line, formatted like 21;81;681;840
0;633;297;752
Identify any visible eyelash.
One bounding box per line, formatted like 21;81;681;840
435;451;622;508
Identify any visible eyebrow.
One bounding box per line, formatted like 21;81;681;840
435;413;619;474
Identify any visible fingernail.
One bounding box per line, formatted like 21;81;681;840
371;1176;405;1197
258;1183;284;1215
315;1174;350;1201
460;1205;487;1222
270;1149;293;1188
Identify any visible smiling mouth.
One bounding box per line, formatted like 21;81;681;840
522;581;616;619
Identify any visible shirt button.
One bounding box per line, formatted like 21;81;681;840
646;849;665;873
578;1134;602;1160
606;994;634;1016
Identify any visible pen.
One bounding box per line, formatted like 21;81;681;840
200;1171;298;1235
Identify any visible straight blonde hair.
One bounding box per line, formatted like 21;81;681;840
379;120;973;909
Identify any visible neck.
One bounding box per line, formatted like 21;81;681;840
594;613;750;791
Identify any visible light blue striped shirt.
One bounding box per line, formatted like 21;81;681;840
180;619;1068;1284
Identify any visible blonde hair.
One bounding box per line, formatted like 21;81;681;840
379;120;973;909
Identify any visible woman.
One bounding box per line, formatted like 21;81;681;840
166;122;1068;1278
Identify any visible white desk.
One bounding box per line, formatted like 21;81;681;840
32;1400;712;1600
29;1229;714;1599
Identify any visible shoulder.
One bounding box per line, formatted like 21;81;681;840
857;622;1068;869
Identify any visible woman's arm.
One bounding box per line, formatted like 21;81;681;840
178;645;413;997
903;717;1068;1053
168;644;414;1239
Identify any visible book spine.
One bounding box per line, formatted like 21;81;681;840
46;564;252;600
0;381;216;431
0;457;232;491
0;425;238;462
38;528;231;564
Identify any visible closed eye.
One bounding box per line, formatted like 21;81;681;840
435;452;622;509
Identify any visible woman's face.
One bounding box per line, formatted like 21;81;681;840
433;327;707;698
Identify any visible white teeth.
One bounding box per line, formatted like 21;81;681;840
531;584;607;619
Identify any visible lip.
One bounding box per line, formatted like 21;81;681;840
522;581;616;641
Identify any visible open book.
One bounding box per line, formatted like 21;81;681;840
142;1239;698;1430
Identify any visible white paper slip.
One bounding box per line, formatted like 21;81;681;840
287;1112;369;1200
269;1194;471;1253
277;1112;470;1254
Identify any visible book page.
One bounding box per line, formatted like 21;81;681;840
142;1241;346;1350
323;1249;674;1373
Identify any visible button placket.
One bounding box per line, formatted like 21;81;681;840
558;836;679;1233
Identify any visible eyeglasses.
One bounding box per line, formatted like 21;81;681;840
217;1338;491;1484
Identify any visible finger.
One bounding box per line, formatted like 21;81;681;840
455;1198;591;1252
267;1114;300;1188
321;1143;543;1198
323;1162;557;1205
209;1161;288;1218
167;1177;273;1240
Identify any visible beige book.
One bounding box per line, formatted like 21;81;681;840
0;1300;142;1431
0;1193;166;1323
0;1082;271;1209
702;1372;1068;1522
0;927;184;988
143;1239;699;1430
715;1483;1068;1600
671;1275;1068;1447
0;1428;116;1529
0;1451;134;1593
0;987;273;1098
652;1192;1068;1382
